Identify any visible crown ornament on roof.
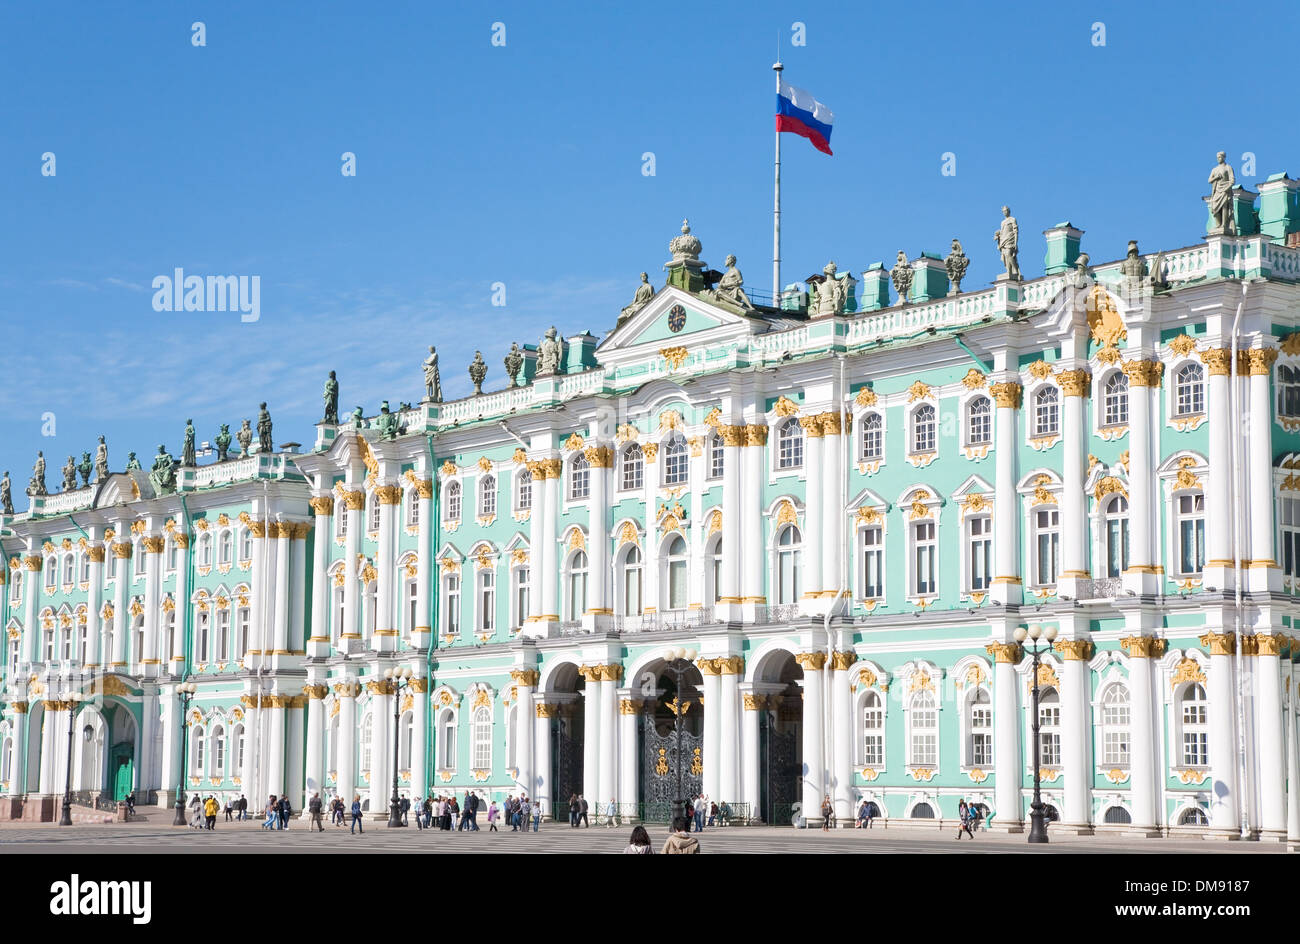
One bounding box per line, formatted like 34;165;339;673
669;219;702;263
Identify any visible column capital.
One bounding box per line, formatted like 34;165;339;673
1120;636;1169;659
510;668;540;687
582;445;613;468
1057;369;1091;397
374;484;404;505
989;382;1022;409
109;543;132;560
1246;347;1279;376
618;698;641;715
1238;634;1260;657
1052;639;1094;661
794;651;827;672
742;693;767;711
1198;631;1236;656
308;496;336;516
1121;358;1164;387
541;458;564;479
695;657;723;676
819;411;851;436
830;650;858;671
1199;347;1233;376
720;424;747;447
332;681;363;699
141;536;165;553
302;684;329;699
717;655;745;675
1255;634;1288;657
536;702;560;718
744;424;769;447
86;546;107;563
340;489;367;511
985;642;1023;663
799;415;826;438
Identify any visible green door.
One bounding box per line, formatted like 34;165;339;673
111;745;134;801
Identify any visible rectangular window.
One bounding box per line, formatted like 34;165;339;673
514;569;530;628
1178;494;1206;576
910;729;936;766
912;521;936;595
1283;498;1300;581
1041;731;1061;767
861;526;884;599
968;517;991;592
1035;509;1060;586
79;554;90;584
971;706;993;766
1103;731;1130;766
478;572;495;632
443;576;460;635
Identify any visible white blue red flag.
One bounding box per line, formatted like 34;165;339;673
776;80;834;155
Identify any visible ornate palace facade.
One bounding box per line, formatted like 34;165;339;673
4;168;1300;840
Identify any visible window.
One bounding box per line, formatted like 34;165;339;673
332;583;345;643
219;531;233;566
862;692;884;766
664;535;688;610
708;434;724;479
368;494;381;532
860;412;884;460
1033;386;1059;437
1174;363;1204;416
707;538;722;604
1102;372;1129;427
45;560;56;590
439;710;456;769
621;444;644;491
216;608;231;662
1179;807;1209;826
516;468;532;511
1177;493;1205;576
911;405;936;454
197;534;212;567
860;525;884;599
442;573;461;635
445;481;461;521
1103;806;1132;825
406;490;419;528
776;418;803;469
1282;498;1300;582
1279;364;1300;417
162;610;174;663
966;397;992;446
1038;689;1061;766
192;727;206;774
405;579;418;635
1100;685;1130;766
399;712;413;770
211;726;225;776
567;552;588;619
62;555;73;586
196;611;210;662
61;620;72;661
479;475;496;518
364;581;377;636
166;539;178;572
912;520;936;595
775;525;801;604
7;636;19;671
9;572;20;605
620;546;643;616
1103;496;1130;578
967;516;991;592
132;615;144;665
238;529;252;561
472;707;492;770
1181;683;1209;766
662;435;689;485
360;713;373;774
233;724;245;778
1034;508;1060;585
513;566;530;628
909;691;937;766
137;547;149;576
335;504;348;540
569;454;590;501
969;689;993;766
477;569;495;632
43;623;55;662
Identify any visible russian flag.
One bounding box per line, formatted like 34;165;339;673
776;79;834;155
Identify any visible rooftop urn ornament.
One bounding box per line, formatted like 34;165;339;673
994;205;1021;281
376;400;400;439
503;342;524;387
61;455;77;492
890;251;914;305
809;260;849;317
27;451;47;496
256;403;273;454
668;218;702;264
714;255;753;309
214;424;232;462
236;419;253;457
77;452;92;488
944;238;970;294
125;451;142;472
537;326;563;376
181;418;197;468
423;346;442;403
323;370;339;425
94;435;109;481
1207;150;1236;236
619;272;657;324
0;471;11;515
148;444;177;497
468;350;488;395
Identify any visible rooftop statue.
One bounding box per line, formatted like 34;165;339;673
376;400;400;439
1118;240;1148;292
619;272;657;323
1149;251;1169;292
537;326;563;376
215;424;232;462
125;452;142;472
148;444;177;497
351;406;366;429
468;351;488;395
504;342;524;387
257;403;273;454
423;346;442;403
994;206;1020;281
236;419;253;457
61;455;77;492
94;435;109;481
714;256;753;309
77;452;92;488
1207;151;1236;236
323;370;340;424
890;251;913;305
0;471;11;515
809;261;848;317
944;239;969;294
1068;252;1092;290
182;418;197;467
27;451;47;497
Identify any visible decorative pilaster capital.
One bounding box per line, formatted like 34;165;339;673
86;546;106;563
798;415;825;438
409;678;428;693
989;382;1023;409
510;668;540;687
23;554;43;571
794;651;827;672
332;681;363;699
308;496;336;516
1052;639;1094;661
985;642;1023;664
1121;358;1164;387
302;684;329;700
1056;369;1091;397
1198;632;1236;657
1246;347;1279;376
541;458;564;479
830;650;858;671
10;700;29;713
375;484;404;505
365;679;396;696
695;658;723;676
618;698;640;715
247;522;267;539
536;702;559;718
744;424;769;447
717;655;745;675
1120;636;1169;659
141;536;165;553
110;543;133;560
341;489;367;511
819;411;850;436
720;424;746;447
742;694;767;711
582;446;613;468
1255;634;1287;657
1199;347;1232;376
410;478;434;499
1238;634;1260;657
173;534;190;549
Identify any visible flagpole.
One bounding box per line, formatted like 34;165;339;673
773;60;783;306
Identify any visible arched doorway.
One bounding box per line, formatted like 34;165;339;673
543;663;584;819
105;704;138;802
24;701;44;794
634;656;704;823
752;649;803;825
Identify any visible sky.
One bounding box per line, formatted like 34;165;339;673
1;0;1297;500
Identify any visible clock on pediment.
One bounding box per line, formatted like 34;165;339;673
667;304;687;333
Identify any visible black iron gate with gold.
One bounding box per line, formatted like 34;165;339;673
640;718;702;822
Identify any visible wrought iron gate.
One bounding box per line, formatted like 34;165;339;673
760;714;799;825
640;719;702;823
551;716;582;813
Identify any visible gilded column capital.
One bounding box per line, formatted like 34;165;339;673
1119;636;1168;659
742;694;767;711
1198;632;1236;657
141;536;165;553
695;658;723;676
173;534;190;549
744;424;769;447
985;642;1023;664
577;665;601;683
526;460;548;480
1056;369;1091;398
798;415;826;438
341;490;367;511
1052;639;1094;661
794;651;827;672
720;424;746;447
819;411;850;436
830;650;858;671
375;484;404;505
23;554;43;571
365;679;396;696
110;543;133;560
541;458;564;479
510;668;540;687
333;681;363;699
536;702;559;718
1255;634;1286;657
10;701;29;713
86;546;106;563
409;678;428;693
411;478;434;499
302;684;329;700
618;698;640;715
583;446;613;468
717;655;745;675
271;521;295;540
989;382;1023;409
1121;358;1164;387
308;496;336;516
1238;634;1260;657
247;522;267;539
1199;347;1232;376
1246;347;1279;376
600;664;625;682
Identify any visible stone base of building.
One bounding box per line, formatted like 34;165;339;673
1121;827;1164;839
1201;829;1243;841
1058;824;1096;836
1254;830;1287;843
991;821;1025;833
20;795;56;822
0;797;25;821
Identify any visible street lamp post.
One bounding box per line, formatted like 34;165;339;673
386;666;413;828
58;690;86;826
172;681;198;826
660;647;698;823
1013;622;1057;844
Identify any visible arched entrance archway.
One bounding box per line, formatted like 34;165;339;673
750;649;803;825
542;663;584;821
632;655;704;822
104;703;138;801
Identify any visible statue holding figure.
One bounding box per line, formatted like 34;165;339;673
77;452;92;488
257;403;273;454
94;435;109;481
809;261;848;317
215;424;232;462
619;272;658;322
376;400;401;439
125;452;142;472
468;351;488;395
714;256;753;309
890;251;913;305
236;419;253;457
0;471;11;515
944;239;970;294
423;346;442;402
537;327;563;376
27;451;47;496
61;455;77;492
993;206;1020;280
148;444;177;497
181;419;197;467
1207;151;1236;236
323;371;340;424
503;343;524;387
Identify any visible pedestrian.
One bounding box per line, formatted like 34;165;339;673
622;825;654;854
441;796;452;831
718;800;731;826
125;792;136;816
694;795;707;832
682;797;694;831
238;794;248;821
309;792;325;832
189;792;204;829
333;795;344;826
423;795;433;830
568;794;579;828
708;801;718;827
204;795;218;830
579;794;589;828
487;800;499;832
821;795;833;832
661;817;700;854
956;800;975;839
279;795;292;830
400;794;410;826
350;795;364;834
605;798;618;828
532;800;541;832
970;803;984;833
522;797;534;832
261;796;277;830
450;796;461;831
224;797;233;822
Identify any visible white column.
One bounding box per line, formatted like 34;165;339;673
158;686;181;807
798;653;825;823
989;642;1022;830
741;426;765;608
1255;636;1286;838
586;448;611;617
830;653;853;823
720;425;743;614
1247;351;1279;591
1123;638;1159;832
541;463;560;622
308;498;332;655
336;682;359;807
304;684;326;802
1057;640;1091;830
411;678;428;800
990;385;1022;605
170;536;189;667
287;701;305;809
598;669;618;809
719;659;741;806
534;701;553;817
512;669;536;798
263;699;285;799
249;521;269;655
10;708;29;796
742;691;762;821
85;544;105;669
1059;372;1089;590
1203;631;1240;834
374;486;400;649
340;490;363;648
367;685;391;815
526;462;545;623
414;481;432;645
581;681;600;803
700;663;722;799
821;414;846;598
618;695;638;814
110;543;130;668
1202;351;1234;589
1123;361;1157;594
38;703;57;793
139;536;164;676
289;524;307;654
1287;656;1300;846
801;421;824;607
271;525;291;653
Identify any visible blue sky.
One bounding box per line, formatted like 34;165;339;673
1;0;1296;498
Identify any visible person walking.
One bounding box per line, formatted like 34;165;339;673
350;795;364;834
224;797;233;822
708;801;718;827
605;798;618;828
237;794;247;821
956;800;975;839
622;825;654;854
661;817;700;854
309;793;325;832
568;794;580;828
280;795;293;830
188;792;204;829
694;795;707;832
521;797;533;832
487;800;499;832
531;801;541;832
400;794;410;826
261;796;277;830
204;795;219;830
578;795;589;828
718;800;731;826
821;795;834;832
970;802;984;833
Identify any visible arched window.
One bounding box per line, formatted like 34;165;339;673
9;571;20;605
1176;493;1205;576
662;435;689;485
708;434;724;479
663;535;688;610
512;565;530;629
908;690;937;766
569;454;590;500
860;412;884;460
1034;386;1060;437
621;444;644;491
233;605;247;660
910;802;935;819
566;551;588;620
706;537;722;605
1174;363;1205;416
620;546;643;616
1102;371;1129;427
911;405;936;454
775;525;801;604
912;520;936;595
479;475;496;518
60;618;73;661
41;620;55;662
477;568;495;632
1038;688;1061;766
966;396;992;446
1279;364;1300;417
368;493;381;532
232;724;245;779
471;707;492;770
442;573;461;635
1103;806;1132;825
1100;685;1130;766
166;539;178;572
445;481;462;521
211;725;225;776
1034;507;1060;586
516;468;532;511
1103;496;1130;578
192;726;206;774
968;688;993;766
78;615;90;664
360;713;373;774
1179;806;1209;826
1180;683;1209;766
197;533;213;567
439;710;457;769
862;691;884;765
777;418;803;469
218;531;233;566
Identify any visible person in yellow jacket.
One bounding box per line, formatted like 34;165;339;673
203;796;219;830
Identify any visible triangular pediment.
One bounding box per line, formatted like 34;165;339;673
597;287;769;359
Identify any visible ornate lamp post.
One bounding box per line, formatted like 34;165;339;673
172;681;198;826
385;666;414;828
1013;622;1057;844
58;690;86;826
660;646;698;821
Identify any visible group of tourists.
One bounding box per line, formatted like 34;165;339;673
679;794;729;831
187;793;223;830
260;795;295;830
488;794;542;832
622;820;702;854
